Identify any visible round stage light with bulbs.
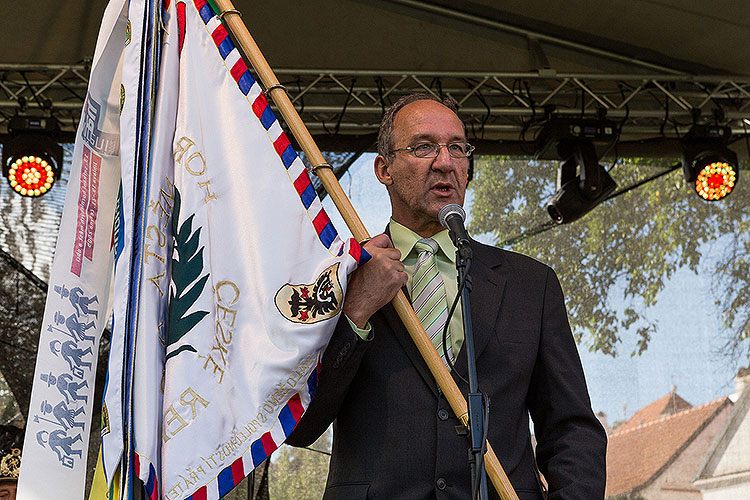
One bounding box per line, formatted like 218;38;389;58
681;125;739;202
2;116;63;198
6;155;56;197
693;158;737;201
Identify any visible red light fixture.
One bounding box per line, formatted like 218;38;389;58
694;159;737;201
7;155;56;197
682;125;739;202
2;116;62;198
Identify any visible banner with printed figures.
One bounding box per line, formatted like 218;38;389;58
16;1;128;498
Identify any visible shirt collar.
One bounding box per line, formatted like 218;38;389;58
388;218;457;263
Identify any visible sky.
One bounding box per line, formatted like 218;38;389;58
321;153;746;425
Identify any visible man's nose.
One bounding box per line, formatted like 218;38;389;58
431;144;455;170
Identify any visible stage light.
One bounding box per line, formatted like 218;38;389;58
681;125;738;201
2;116;63;198
536;117;618;224
7;155;55;197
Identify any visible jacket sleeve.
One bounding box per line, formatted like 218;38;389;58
527;268;608;500
285;314;373;447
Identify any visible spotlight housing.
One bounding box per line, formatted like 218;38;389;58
681;125;738;201
537;117;618;224
2;116;63;198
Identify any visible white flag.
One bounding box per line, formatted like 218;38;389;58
16;1;128;498
101;0;165;494
129;1;370;499
126;0;182;496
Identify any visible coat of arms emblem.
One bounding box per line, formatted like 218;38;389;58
275;263;343;324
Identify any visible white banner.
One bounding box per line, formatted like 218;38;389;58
17;1;128;498
128;0;181;496
146;1;368;498
101;0;159;492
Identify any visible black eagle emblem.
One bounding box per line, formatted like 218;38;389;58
274;263;343;324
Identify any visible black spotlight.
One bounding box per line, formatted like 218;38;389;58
2;116;63;198
681;125;738;201
537;118;618;224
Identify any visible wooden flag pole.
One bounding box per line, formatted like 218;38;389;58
211;2;519;499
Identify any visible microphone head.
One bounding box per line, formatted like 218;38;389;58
438;204;466;229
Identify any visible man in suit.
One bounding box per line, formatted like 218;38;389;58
287;93;607;499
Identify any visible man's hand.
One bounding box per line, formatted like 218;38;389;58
343;234;408;329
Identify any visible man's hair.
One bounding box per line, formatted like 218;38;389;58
376;93;461;158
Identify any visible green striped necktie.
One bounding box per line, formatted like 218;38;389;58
411;238;453;367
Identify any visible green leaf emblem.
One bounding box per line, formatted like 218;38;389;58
166;188;209;361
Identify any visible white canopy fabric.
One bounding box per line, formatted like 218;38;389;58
4;1;748;73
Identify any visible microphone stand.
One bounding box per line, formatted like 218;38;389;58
453;238;489;500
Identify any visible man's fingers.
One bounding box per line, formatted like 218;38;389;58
343;233;409;326
364;233;393;249
364;235;402;262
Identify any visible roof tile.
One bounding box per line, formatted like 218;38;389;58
606;395;730;497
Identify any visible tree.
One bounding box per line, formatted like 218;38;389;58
269;427;332;499
607;493;647;500
469;156;750;357
0;372;23;426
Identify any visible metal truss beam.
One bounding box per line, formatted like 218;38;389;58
3;63;750;153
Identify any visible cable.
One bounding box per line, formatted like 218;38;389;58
602;83;630;173
443;256;470;386
0;246;48;293
500;163;681;247
57;78;85;102
375;76;386;115
333;79;356;136
603;162;680;200
0;336;37;354
466;79;491;140
21;72;46;110
303;445;332;457
295;77;304;114
659;94;669;136
500;220;556;247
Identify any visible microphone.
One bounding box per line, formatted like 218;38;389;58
438;204;471;258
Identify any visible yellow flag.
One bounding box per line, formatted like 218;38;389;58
88;446;120;500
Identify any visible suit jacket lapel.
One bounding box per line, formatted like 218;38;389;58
382;293;441;395
453;242;506;380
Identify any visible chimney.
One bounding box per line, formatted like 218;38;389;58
735;366;750;398
596;411;610;435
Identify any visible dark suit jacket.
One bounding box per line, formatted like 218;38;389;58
287;240;607;500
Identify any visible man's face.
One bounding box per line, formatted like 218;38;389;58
375;100;469;237
0;480;17;500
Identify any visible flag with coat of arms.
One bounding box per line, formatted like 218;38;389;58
18;0;369;498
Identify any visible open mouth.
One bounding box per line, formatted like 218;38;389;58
432;183;454;194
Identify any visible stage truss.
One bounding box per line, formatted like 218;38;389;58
2;63;750;154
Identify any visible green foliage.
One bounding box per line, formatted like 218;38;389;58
606;493;647;500
167;188;209;360
269;428;332;500
469;156;750;357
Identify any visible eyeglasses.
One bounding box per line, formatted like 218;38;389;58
391;141;475;159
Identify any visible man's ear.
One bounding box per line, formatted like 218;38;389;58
374;154;393;186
